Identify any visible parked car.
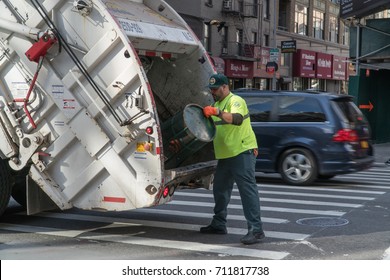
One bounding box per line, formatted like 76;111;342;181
233;89;374;185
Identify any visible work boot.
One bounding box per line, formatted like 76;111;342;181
199;225;227;234
240;231;265;245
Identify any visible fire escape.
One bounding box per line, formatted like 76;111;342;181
221;0;259;59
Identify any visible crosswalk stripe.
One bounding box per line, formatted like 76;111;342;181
31;212;308;240
168;200;346;216
258;184;386;194
135;208;289;224
256;190;375;200
175;192;363;208
0;222;289;260
86;234;290;260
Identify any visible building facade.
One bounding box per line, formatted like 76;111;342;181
165;0;350;92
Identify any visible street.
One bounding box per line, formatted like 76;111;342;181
1;165;390;260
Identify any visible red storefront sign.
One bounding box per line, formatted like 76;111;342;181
316;53;332;79
293;49;316;77
224;59;253;78
333;56;347;80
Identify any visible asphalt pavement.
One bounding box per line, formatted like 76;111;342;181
373;142;390;165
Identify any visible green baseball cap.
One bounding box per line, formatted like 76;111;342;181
208;73;229;89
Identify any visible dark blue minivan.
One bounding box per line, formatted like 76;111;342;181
233;89;374;185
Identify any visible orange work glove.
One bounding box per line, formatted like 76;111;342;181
203;106;220;118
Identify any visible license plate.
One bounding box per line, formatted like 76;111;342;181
360;141;368;149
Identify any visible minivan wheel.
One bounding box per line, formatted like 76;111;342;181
279;148;317;186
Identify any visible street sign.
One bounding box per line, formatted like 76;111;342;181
281;40;296;53
270;48;279;63
266;61;278;74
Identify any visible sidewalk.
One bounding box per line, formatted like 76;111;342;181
373;143;390;164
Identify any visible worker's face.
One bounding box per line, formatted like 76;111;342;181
210;84;227;101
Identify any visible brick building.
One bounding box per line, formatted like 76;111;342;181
165;0;350;92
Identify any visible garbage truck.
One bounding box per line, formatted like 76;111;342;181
0;0;218;216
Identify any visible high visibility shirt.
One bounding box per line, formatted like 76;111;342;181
211;93;257;159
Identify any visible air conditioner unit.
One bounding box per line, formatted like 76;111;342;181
223;0;232;10
222;47;228;54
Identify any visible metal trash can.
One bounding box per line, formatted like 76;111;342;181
162;104;216;169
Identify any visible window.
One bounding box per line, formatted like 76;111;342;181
238;0;244;13
343;25;349;46
313;10;324;39
236;29;244;55
295;4;308;35
221;26;228;50
332;100;366;124
263;34;270;46
277;96;326;122
253;0;259;17
205;0;213;7
247;97;273;122
329;15;338;43
251;31;257;44
264;0;270;19
204;23;211;52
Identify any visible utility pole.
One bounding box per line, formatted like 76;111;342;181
257;0;263;46
272;0;277;91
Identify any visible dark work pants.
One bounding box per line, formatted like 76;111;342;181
210;150;263;233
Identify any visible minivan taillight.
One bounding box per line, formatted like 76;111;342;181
333;129;359;142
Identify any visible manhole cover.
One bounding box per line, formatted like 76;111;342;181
296;217;349;227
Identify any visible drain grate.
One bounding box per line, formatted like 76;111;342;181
296;217;349;227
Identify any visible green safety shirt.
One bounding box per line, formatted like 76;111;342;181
211;92;257;159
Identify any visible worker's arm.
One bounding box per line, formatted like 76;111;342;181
203;106;243;125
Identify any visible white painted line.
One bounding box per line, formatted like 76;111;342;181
33;212;309;241
84;234;289;260
0;222;289;260
168;200;346;216
135;208;289;224
257;184;386;194
382;246;390;260
258;190;376;200
175;192;363;208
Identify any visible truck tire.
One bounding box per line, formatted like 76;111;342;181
279;148;317;186
0;159;12;216
11;175;27;207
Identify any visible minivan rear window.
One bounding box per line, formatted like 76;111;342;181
277;96;326;122
332;99;366;124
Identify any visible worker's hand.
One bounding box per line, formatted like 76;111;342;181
203;106;220;118
253;148;258;158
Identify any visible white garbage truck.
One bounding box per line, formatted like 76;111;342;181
0;0;218;216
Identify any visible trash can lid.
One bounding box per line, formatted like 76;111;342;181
183;104;216;142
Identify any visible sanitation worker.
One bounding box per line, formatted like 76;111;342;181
200;73;265;245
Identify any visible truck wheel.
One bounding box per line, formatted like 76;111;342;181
0;159;12;216
279;148;317;186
